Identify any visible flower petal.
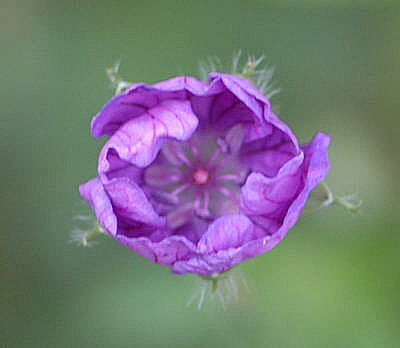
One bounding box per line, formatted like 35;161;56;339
78;177;117;236
172;214;266;276
98;99;198;171
187;73;271;132
172;232;270;276
240;152;304;216
103;178;165;229
102;148;143;184
115;235;197;266
209;73;269;122
91;77;208;138
244;132;330;255
152;76;209;94
240;113;301;177
198;214;258;253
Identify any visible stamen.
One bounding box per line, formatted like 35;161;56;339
216;186;240;214
167;203;194;229
217;138;228;153
171;182;192;196
144;165;182;186
214;160;228;175
161;143;181;166
151;190;179;205
176;149;192;166
225;124;245;154
163;142;192;166
194;191;202;211
189;140;201;160
217;186;231;198
194;191;211;218
203;191;210;212
207;148;221;166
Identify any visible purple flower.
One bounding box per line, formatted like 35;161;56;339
79;73;330;276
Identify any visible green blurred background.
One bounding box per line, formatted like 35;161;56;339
2;0;400;347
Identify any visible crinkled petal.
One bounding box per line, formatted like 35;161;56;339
240;152;304;216
91;83;151;137
172;242;262;276
172;231;273;276
78;177;117;236
266;112;300;151
152;76;210;94
103;178;165;229
209;73;269;122
101;148;143;184
98;99;198;171
172;214;264;275
172;252;236;276
208;90;258;129
240;112;301;178
91;77;208;138
198;214;256;253
243;132;330;256
115;235;197;266
187;73;270;131
299;132;331;188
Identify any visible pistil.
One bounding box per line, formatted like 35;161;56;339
193;168;210;185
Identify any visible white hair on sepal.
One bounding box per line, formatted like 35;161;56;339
187;268;250;310
303;182;363;216
231;50;243;75
234;52;281;98
106;60;132;95
198;55;223;80
70;228;98;247
70;213;107;247
198;52;281;100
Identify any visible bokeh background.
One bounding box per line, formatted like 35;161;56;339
2;0;400;347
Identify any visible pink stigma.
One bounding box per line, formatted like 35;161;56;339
193;168;209;185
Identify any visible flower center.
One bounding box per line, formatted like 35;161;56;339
193;168;209;185
144;130;247;235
